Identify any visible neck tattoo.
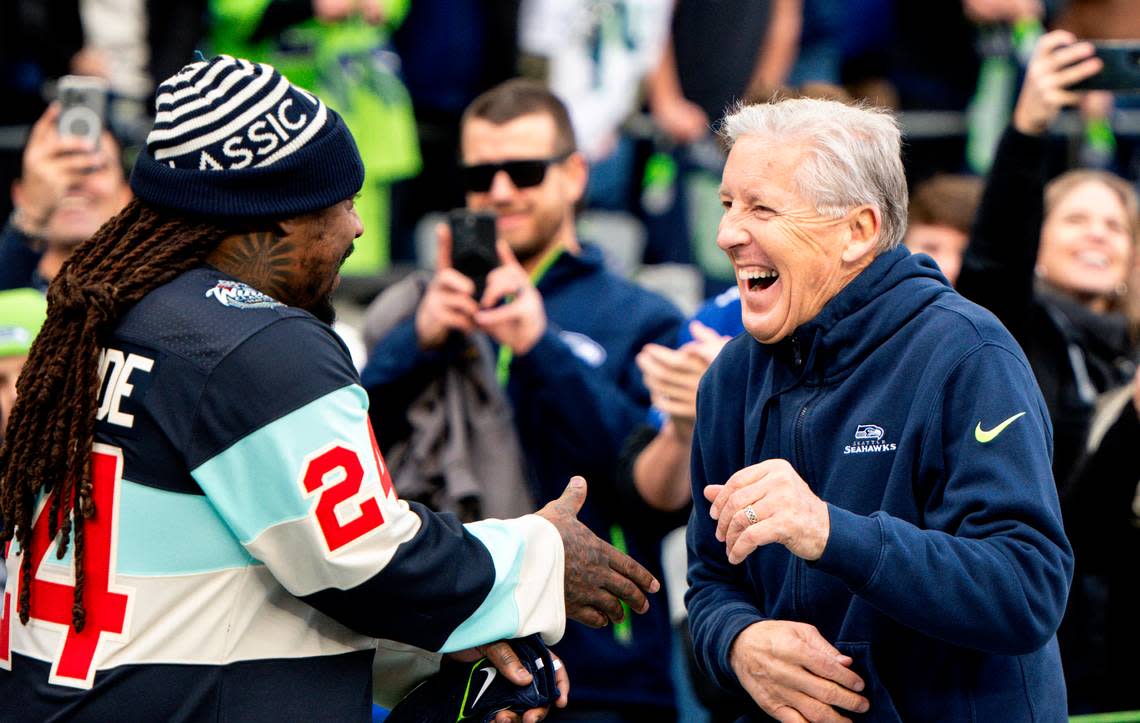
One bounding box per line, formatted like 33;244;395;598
209;231;298;300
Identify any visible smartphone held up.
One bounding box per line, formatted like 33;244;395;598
1069;41;1140;93
448;209;498;298
56;75;109;146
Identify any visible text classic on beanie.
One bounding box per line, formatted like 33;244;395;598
129;55;365;219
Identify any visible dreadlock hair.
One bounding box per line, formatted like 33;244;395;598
0;198;230;630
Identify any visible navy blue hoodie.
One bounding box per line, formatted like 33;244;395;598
686;248;1073;721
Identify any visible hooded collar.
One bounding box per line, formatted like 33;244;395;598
768;247;952;384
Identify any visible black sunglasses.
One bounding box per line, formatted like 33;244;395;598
460;152;572;193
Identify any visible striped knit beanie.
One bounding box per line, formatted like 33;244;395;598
129;55;364;219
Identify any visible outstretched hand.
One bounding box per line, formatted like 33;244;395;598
536;476;660;628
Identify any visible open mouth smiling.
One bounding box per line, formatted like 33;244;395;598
740;267;780;291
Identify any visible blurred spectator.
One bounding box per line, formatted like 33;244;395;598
519;0;673;212
0;0;86;220
958;29;1136;485
1052;0;1140;40
76;0;209;146
903;173;985;285
1060;367;1140;713
210;0;421;275
789;0;845;94
644;0;802;285
955;31;1140;711
388;0;521;263
651;0;801;136
889;0;1043;180
837;0;897;107
0;288;48;441
1053;0;1140;179
1;104;132;291
362;79;685;721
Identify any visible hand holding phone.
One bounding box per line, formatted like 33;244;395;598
447;209;499;298
1013;31;1101;135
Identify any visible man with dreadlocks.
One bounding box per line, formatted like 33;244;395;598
0;56;660;720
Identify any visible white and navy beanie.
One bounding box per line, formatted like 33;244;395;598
129;55;364;219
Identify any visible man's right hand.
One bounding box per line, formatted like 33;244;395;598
536;476;660;628
730;621;869;723
414;223;481;349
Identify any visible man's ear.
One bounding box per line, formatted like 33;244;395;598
842;206;881;264
563;152;589;205
269;216;299;239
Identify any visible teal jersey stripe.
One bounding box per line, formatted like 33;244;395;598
118;478;257;575
39;479;257;575
191;383;368;544
440;519;523;651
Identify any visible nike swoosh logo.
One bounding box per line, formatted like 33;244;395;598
470;667;496;710
975;412;1026;443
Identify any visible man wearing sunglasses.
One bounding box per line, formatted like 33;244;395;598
363;79;686;721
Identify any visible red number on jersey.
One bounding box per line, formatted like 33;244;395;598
0;444;133;689
300;444;386;552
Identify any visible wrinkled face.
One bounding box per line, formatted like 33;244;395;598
718;136;867;344
904;224;968;286
460;113;584;265
0;354;27;436
284;198;363;323
41;135;132;246
1039;181;1133;303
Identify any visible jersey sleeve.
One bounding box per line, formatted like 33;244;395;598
186;316;565;651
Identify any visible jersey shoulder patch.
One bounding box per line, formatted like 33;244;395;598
205;279;282;310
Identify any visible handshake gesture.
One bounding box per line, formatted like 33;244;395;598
538;476;659;628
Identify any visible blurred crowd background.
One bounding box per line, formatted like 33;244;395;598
6;0;1140;308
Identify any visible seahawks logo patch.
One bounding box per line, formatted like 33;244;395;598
205;280;282;310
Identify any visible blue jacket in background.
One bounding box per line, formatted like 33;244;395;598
0;222;46;292
363;244;685;715
686;248;1072;721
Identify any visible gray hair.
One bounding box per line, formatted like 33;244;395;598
719;98;908;253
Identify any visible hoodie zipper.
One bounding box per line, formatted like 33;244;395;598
791;396;813;618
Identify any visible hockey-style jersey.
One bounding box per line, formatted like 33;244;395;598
0;267;565;721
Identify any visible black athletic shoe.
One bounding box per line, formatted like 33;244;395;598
386;634;559;722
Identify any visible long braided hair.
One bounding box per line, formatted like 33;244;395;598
0;198;230;630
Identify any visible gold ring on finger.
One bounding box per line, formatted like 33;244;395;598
744;504;760;526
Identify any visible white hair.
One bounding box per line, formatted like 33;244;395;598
719;97;909;253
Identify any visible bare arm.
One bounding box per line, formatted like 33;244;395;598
646;32;710;144
745;0;803;99
633;420;694;512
